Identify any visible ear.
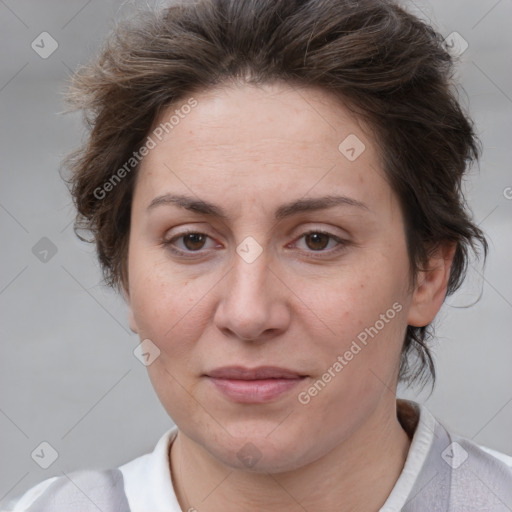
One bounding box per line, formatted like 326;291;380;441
128;307;139;334
121;283;139;334
407;243;456;327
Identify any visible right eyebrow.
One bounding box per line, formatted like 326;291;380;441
147;194;228;219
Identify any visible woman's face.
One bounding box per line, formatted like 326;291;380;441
126;82;420;472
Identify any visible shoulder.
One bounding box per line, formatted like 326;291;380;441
2;428;179;512
1;477;58;512
472;443;512;469
443;427;512;479
395;401;512;512
2;469;130;512
424;410;512;511
446;434;512;510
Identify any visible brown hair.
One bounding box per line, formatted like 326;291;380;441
64;0;487;386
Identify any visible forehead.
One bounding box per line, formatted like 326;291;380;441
134;82;391;214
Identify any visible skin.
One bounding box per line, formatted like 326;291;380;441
125;82;454;511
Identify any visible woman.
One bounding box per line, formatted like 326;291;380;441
6;0;512;510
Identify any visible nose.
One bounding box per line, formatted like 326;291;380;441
213;251;291;342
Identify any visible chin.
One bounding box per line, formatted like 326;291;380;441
193;419;316;474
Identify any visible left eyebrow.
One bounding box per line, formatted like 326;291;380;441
274;195;370;220
146;193;370;219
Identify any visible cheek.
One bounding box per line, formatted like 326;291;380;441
128;260;214;416
300;251;411;395
296;274;409;427
309;260;408;338
128;247;212;351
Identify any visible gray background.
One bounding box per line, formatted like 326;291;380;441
0;0;511;505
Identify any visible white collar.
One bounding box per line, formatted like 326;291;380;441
379;401;437;511
120;425;181;512
120;401;436;512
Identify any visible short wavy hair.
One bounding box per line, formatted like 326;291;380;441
64;0;487;386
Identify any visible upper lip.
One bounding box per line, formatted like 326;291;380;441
206;366;305;380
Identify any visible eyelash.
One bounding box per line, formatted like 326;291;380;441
162;230;218;258
162;229;348;258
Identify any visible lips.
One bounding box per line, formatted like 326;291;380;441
206;366;307;403
207;366;305;380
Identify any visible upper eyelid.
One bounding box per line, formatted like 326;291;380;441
165;227;343;241
165;222;347;238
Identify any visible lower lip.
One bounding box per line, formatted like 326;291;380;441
208;377;305;403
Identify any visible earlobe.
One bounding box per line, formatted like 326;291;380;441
407;243;456;327
128;307;139;334
121;284;139;334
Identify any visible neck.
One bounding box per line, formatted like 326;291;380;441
169;399;411;512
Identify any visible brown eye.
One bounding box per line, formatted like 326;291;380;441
183;233;207;251
304;232;330;251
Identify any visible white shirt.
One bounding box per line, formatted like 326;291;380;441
4;401;512;511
